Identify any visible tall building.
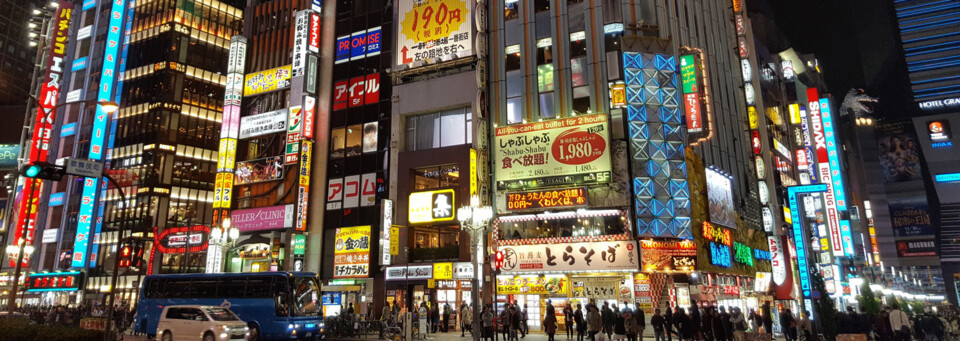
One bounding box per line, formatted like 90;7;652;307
0;0;46;105
893;0;960;111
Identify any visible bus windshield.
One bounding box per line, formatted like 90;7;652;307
292;276;321;316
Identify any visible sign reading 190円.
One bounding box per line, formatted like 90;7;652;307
494;114;612;190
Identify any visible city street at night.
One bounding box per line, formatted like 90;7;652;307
0;0;957;340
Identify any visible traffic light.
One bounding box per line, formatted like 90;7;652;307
494;251;504;270
20;162;65;181
118;244;132;268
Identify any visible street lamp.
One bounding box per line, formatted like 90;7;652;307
458;196;492;341
210;217;240;272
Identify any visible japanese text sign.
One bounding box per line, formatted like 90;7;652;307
396;0;473;67
334;226;371;278
497;240;640;273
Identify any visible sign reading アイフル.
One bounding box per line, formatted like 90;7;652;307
495;114;612;190
396;0;473;68
497;240;639;273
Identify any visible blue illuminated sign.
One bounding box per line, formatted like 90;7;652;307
350;30;367;60
72;57;87;72
365;27;381;56
820;98;853;257
337;27;381;64
788;184;828;299
322;292;341;305
932;142;953;148
754;249;771;261
710;242;732;268
74;0;125;268
60;123;76;137
936;173;960;183
49;192;65;207
0;144;19;168
82;0;95;10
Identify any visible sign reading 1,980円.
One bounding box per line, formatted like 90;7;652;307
494;114;611;190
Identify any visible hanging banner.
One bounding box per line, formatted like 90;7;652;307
496;275;568;295
573;277;622;299
498;240;639;273
334;226;372;278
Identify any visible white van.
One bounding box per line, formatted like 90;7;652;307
157;305;250;341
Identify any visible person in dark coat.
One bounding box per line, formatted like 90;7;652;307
615;310;627;339
544;304;558;341
665;307;676;341
652;309;667;341
602;303;615;339
761;302;773;334
711;308;728;341
575;304;587;341
676;308;696;340
720;307;733;341
565;305;575;339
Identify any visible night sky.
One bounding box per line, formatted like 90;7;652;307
764;0;916;119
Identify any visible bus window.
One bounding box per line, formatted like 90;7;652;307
218;277;246;298
273;278;291;317
247;277;273;298
292;277;320;317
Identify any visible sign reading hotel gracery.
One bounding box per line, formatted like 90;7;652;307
231;204;295;232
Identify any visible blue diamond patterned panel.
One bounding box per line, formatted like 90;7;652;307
624;52;691;238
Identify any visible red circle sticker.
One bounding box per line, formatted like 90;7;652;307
551;128;605;165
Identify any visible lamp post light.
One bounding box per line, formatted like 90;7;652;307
458;196;492;341
210;217;239;272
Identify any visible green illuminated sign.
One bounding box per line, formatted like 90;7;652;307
293;234;306;256
680;55;698;94
733;242;753;266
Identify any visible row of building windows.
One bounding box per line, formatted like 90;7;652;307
404;107;473;152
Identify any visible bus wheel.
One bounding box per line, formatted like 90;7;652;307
161;331;172;341
248;323;261;341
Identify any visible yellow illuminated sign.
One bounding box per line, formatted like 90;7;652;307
433;263;453;280
789;103;801;125
408;189;456;224
470;149;477;196
766;107;783;125
748;106;758;130
390;226;400;255
243;65;292;96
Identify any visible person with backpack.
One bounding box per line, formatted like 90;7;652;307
730;307;747;341
889;303;912;341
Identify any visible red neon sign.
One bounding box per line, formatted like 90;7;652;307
751;131;761;155
153;225;211;254
703;222;732;246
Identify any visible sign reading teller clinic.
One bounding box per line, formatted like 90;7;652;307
231;204;295;232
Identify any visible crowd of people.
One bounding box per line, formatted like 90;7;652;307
14;304;137;332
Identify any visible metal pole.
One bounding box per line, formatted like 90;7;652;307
472;227;481;341
6;241;25;312
102;174;126;341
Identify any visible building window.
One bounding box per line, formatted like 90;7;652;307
405;107;472;152
413;164;460;190
570;31;591;114
501;215;626;241
535;0;550;12
504;0;519;20
537;40;555;119
505;45;523;124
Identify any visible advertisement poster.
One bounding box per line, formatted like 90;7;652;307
494;114;612;189
243;65;292;96
362;122;378;153
497;275;568;295
230;205;295;232
640;239;697;271
238;110;287;139
334;226;371;278
573;277;623;299
497;240;639;273
234;156;284;185
889;197;934;237
705;168;735;227
396;0;473;67
875;121;922;183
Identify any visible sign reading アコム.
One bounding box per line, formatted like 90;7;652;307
494;114;612;190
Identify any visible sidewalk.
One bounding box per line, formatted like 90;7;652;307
325;332;789;341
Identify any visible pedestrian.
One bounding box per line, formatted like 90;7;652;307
511;306;523;341
462;303;471;337
676;308;696;341
482;305;495;341
565;305;576;339
501;308;511;341
889;303;912;341
546;303;559;341
664;307;676;341
635;307;646;341
761;302;773;335
729;307;747;341
797;311;812;341
779;308;796;341
520;304;529;338
652;308;667;341
588;305;603;341
576;304;587;341
625;311;640;341
710;308;727;341
603;303;616;339
443;303;452;332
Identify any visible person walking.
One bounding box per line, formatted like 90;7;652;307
511;306;523;341
780;309;797;341
576;304;587;341
565;305;576;339
588;305;603;341
710;308;727;341
545;303;559;341
664;307;676;341
889;303;912;341
761;302;773;335
461;303;470;337
676;308;695;341
797;311;812;341
729;307;747;341
652;309;667;341
501;308;511;341
625;311;640;341
443;303;452;333
603;303;616;339
614;310;627;341
431;304;441;333
482;305;495;341
520;305;529;338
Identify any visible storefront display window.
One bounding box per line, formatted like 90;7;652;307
413;227;459;248
413;165;460;190
500;215;625;241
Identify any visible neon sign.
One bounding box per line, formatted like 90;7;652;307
788;183;828;298
154;225;211;254
506;188;587;210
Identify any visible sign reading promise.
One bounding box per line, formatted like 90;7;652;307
494;114;612;190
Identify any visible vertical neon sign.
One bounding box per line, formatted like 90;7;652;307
788;184;828;299
74;0;125;268
807;89;844;257
819;98;853;257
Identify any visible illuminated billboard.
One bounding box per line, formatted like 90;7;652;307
493;114;612;190
243;65;292;96
807;89;844;257
396;0;473;67
334;226;371;278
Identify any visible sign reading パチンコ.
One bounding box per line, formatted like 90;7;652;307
396;0;473;67
494;114;611;190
